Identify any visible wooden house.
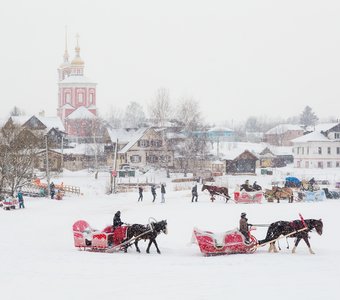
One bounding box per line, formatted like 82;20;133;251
225;150;258;174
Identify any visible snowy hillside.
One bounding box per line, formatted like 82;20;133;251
1;168;340;300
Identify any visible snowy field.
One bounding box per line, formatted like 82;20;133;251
1;168;340;300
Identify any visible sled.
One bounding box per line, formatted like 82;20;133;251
192;227;257;255
233;191;263;203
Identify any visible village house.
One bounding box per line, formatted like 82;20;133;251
264;124;304;146
291;123;340;168
116;127;175;171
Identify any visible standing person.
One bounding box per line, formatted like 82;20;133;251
50;182;55;199
239;212;252;244
137;186;143;202
151;185;157;202
113;211;124;228
191;184;198;202
160;184;166;203
17;190;25;209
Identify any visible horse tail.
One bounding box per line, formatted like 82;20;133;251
258;223;276;245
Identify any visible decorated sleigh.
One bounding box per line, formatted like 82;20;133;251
192;227;257;255
233;190;263;203
72;220;129;252
1;198;19;210
298;190;326;202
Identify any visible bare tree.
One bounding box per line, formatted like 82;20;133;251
9;106;25;117
148;88;172;127
0;125;39;195
174;98;207;176
106;106;124;128
123;101;146;128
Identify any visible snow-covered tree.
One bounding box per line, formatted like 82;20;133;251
300;106;318;128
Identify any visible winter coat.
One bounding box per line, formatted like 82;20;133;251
151;186;156;195
138;187;143;195
192;185;198;196
161;185;166;194
17;192;24;202
239;217;249;233
113;213;123;227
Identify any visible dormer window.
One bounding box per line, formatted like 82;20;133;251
335;133;340;139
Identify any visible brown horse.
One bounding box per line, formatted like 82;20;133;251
264;186;294;203
201;184;230;202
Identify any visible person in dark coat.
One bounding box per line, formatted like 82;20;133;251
137;186;143;202
113;211;124;228
50;182;55;199
239;212;252;243
160;184;166;203
191;184;198;202
151;185;157;202
17;191;25;209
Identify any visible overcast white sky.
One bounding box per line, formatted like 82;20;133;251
1;0;340;123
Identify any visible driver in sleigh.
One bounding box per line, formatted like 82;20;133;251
239;212;252;244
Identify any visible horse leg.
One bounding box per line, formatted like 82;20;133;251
292;237;301;254
272;243;279;253
152;238;161;254
134;239;141;253
303;236;315;254
146;239;153;253
268;243;273;252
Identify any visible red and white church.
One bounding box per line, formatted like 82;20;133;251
57;35;98;139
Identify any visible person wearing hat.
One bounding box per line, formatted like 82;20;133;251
113;211;124;229
239;212;252;244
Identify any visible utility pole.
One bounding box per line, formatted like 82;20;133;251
45;135;51;198
113;138;118;194
61;135;64;171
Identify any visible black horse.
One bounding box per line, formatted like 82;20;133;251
124;220;168;254
258;219;323;254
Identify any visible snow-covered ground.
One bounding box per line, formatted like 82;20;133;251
1;168;340;300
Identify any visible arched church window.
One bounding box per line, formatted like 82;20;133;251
66;93;71;104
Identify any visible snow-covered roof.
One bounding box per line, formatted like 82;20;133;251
107;128;140;144
314;123;339;132
208;126;233;132
0;118;7;128
38;116;65;132
118;127;150;153
62;143;105;155
60;75;96;84
291;131;330;143
166;132;186;139
66;107;97;120
10;116;31;126
266;124;303;134
60;103;74;109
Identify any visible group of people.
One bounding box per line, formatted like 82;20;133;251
240;180;262;192
49;182;63;200
1;191;25;209
137;184;166;203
